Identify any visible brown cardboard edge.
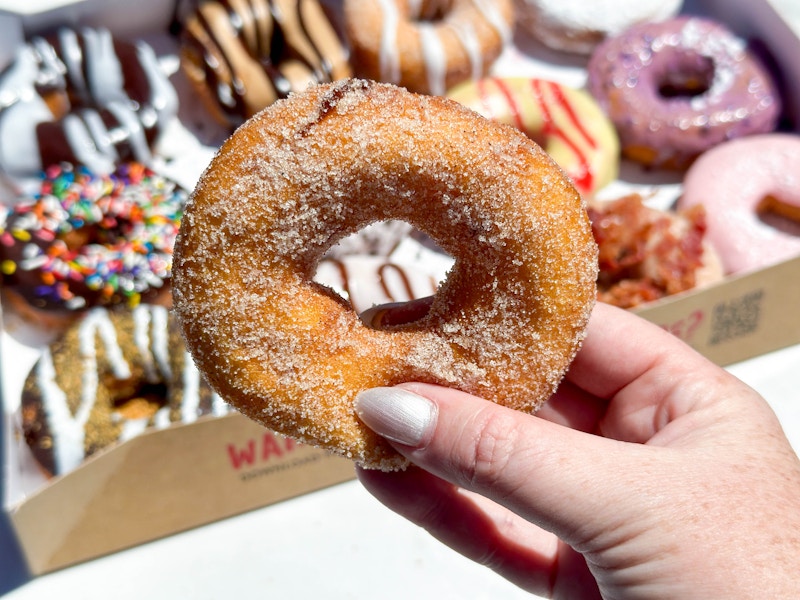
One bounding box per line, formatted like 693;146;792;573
634;255;800;365
8;412;356;575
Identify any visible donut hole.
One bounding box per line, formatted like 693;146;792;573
411;0;454;22
319;222;453;328
657;53;714;99
757;195;800;237
110;382;169;420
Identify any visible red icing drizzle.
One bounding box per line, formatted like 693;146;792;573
529;79;594;193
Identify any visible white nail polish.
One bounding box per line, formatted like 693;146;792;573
355;387;437;447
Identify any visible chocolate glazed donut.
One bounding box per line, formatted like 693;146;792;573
179;0;351;128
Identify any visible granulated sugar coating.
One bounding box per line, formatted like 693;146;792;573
172;79;598;470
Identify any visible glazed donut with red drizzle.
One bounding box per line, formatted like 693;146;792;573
0;163;185;317
344;0;513;96
0;27;178;178
448;77;619;196
179;0;351;129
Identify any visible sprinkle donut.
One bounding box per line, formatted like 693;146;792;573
0;27;178;178
448;77;619;196
344;0;513;96
587;17;781;169
173;79;598;471
0;162;185;314
678;134;800;274
179;0;352;129
514;0;684;55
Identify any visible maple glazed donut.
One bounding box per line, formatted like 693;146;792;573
587;17;781;169
678;134;800;274
514;0;683;55
448;77;619;196
0;162;185;314
0;27;178;178
179;0;351;129
343;0;513;96
173;79;598;471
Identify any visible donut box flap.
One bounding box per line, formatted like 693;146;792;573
5;412;355;575
633;255;800;366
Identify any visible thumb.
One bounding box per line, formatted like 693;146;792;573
355;382;648;546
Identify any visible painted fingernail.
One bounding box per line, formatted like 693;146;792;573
355;387;437;447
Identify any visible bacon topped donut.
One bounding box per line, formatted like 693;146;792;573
173;79;597;470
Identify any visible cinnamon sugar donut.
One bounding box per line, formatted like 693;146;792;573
0;27;178;177
179;0;351;128
344;0;513;96
173;79;597;471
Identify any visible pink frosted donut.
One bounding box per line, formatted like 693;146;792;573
678;134;800;274
587;17;781;169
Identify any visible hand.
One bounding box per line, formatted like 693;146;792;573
354;302;800;599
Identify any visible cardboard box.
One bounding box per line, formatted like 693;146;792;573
1;0;799;577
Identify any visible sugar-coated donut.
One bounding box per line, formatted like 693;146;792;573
0;27;178;178
0;163;185;314
515;0;683;55
587;17;781;170
678;134;800;274
173;79;598;471
344;0;513;96
588;194;723;308
448;77;619;196
179;0;351;129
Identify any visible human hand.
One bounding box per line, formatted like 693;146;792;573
354;301;800;599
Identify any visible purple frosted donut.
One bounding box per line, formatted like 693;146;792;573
587;16;781;170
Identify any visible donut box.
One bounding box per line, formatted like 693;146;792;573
1;0;800;577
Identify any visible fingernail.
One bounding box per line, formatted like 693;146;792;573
355;387;437;447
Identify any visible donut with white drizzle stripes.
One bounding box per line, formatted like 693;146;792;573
344;0;513;96
0;27;178;178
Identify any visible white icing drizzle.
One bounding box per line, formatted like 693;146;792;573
0;27;178;177
471;0;511;45
418;23;448;96
181;351;202;424
149;305;172;380
36;349;88;475
377;0;402;84
450;20;483;82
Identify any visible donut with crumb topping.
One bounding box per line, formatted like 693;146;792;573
172;79;597;471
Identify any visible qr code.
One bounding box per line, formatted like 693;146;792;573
709;290;764;345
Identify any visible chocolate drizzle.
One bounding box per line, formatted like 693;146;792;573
181;0;350;127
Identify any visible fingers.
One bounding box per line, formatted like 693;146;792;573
356;465;573;596
355;384;645;546
357;465;601;597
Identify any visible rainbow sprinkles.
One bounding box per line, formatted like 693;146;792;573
0;162;185;311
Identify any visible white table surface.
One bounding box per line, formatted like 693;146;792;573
1;340;798;600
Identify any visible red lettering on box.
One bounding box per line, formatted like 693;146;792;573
227;433;299;470
661;309;705;342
